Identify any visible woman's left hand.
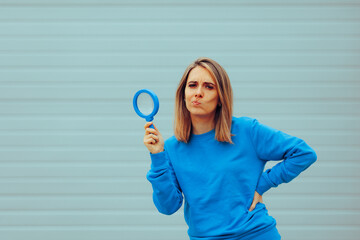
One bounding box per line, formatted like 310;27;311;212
249;191;263;212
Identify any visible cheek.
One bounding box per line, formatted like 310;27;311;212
209;92;219;103
184;90;190;107
184;88;192;100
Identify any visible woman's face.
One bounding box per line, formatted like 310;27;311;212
184;66;219;119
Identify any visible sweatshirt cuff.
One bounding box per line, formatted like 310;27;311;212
150;150;168;170
256;169;275;195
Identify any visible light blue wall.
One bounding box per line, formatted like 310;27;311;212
0;1;359;239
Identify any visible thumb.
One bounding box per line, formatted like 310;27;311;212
144;122;153;130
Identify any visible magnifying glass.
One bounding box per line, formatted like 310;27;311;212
133;89;159;129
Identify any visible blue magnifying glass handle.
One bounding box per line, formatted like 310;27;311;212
145;116;155;129
147;120;155;130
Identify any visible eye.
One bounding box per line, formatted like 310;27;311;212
188;83;197;88
205;84;214;89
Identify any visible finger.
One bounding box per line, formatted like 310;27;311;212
149;134;159;142
144;134;159;141
149;124;160;135
144;122;153;130
144;135;159;144
149;138;158;144
143;135;153;143
249;203;255;212
144;138;152;145
145;127;158;135
146;127;157;133
249;198;255;211
249;191;260;212
144;137;157;145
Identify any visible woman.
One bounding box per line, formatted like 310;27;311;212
143;57;317;240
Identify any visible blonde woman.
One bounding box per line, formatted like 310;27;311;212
143;57;317;240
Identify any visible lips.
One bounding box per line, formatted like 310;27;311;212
192;101;201;105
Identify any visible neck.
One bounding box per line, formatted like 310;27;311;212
191;114;215;135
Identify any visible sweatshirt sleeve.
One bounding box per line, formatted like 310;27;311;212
146;150;183;215
250;118;317;196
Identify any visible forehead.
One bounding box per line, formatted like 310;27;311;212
187;66;216;84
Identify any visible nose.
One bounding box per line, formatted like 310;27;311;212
195;87;203;98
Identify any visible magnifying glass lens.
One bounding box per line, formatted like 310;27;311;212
137;92;154;115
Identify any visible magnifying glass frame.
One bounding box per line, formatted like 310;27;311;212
133;89;159;122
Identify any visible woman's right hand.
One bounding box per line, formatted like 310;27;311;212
143;122;164;154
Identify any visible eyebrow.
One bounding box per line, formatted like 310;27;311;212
187;81;215;85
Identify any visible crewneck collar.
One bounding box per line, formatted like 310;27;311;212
189;129;215;142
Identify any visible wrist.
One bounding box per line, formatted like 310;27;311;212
150;148;164;154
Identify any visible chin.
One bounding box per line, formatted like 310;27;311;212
189;111;215;118
188;108;205;115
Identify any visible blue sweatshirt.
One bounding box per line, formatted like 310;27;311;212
146;116;317;239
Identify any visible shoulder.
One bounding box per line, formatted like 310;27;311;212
232;116;256;124
164;135;182;150
231;116;257;132
163;135;184;161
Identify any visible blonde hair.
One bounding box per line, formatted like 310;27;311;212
174;57;233;143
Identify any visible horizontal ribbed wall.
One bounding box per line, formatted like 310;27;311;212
0;1;359;239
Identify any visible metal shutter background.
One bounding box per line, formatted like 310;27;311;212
0;0;359;239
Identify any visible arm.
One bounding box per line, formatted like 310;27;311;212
146;150;183;215
249;118;317;195
143;122;183;215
